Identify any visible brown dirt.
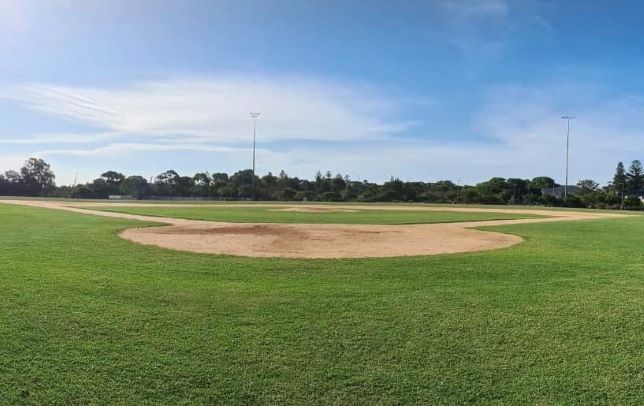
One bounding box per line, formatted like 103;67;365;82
0;199;629;259
154;224;307;237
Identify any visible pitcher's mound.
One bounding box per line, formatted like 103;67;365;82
120;222;522;258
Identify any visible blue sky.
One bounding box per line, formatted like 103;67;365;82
1;0;644;185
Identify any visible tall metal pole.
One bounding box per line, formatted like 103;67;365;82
565;119;569;200
250;112;260;200
561;115;575;201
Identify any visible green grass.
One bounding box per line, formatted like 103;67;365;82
0;204;643;404
90;205;543;224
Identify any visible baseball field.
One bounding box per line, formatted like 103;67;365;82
1;199;642;403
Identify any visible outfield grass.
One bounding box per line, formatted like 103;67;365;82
90;205;543;224
0;204;643;404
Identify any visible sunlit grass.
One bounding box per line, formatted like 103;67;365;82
0;204;642;403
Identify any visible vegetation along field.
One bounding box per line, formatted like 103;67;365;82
1;202;643;404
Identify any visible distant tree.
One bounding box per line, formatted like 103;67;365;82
90;171;126;196
562;193;585;208
20;158;55;196
626;160;643;194
531;176;556;190
506;178;530;204
623;195;643;210
612;161;627;207
4;170;20;183
460;186;483;204
5;157;642;206
331;174;346;196
211;173;229;187
75;184;94;199
314;171;325;195
155;170;180;184
576;179;601;208
381;177;406;201
122;176;149;198
154;170;180;196
612;162;627;192
192;173;211;197
229;169;256;199
476;177;508;204
577;179;599;194
261;172;279;199
90;178;111;198
2;170;22;195
100;171;125;185
177;176;194;196
193;172;210;187
539;193;561;207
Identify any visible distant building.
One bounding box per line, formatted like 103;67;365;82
634;188;644;203
541;185;581;198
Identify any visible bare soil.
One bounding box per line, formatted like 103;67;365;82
0;199;628;259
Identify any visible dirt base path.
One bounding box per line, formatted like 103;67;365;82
0;199;628;258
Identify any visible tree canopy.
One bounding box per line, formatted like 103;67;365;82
1;157;642;210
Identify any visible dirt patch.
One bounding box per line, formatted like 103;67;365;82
0;199;630;259
152;224;306;237
119;222;520;258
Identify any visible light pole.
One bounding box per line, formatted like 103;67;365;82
561;115;575;201
250;112;260;200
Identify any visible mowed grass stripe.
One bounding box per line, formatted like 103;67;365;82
0;204;642;404
90;205;543;224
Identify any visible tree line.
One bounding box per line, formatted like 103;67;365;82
1;157;643;210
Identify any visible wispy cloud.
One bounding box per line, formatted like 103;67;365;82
248;79;644;185
0;74;423;183
0;131;121;144
434;0;550;60
37;142;257;157
3;75;642;186
3;76;414;146
471;81;644;182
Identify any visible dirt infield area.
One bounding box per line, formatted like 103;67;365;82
0;200;628;258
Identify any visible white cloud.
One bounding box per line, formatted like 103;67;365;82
3;76;412;145
249;80;644;186
470;82;644;183
37;142;257;157
2;75;642;187
0;132;121;144
0;74;422;184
